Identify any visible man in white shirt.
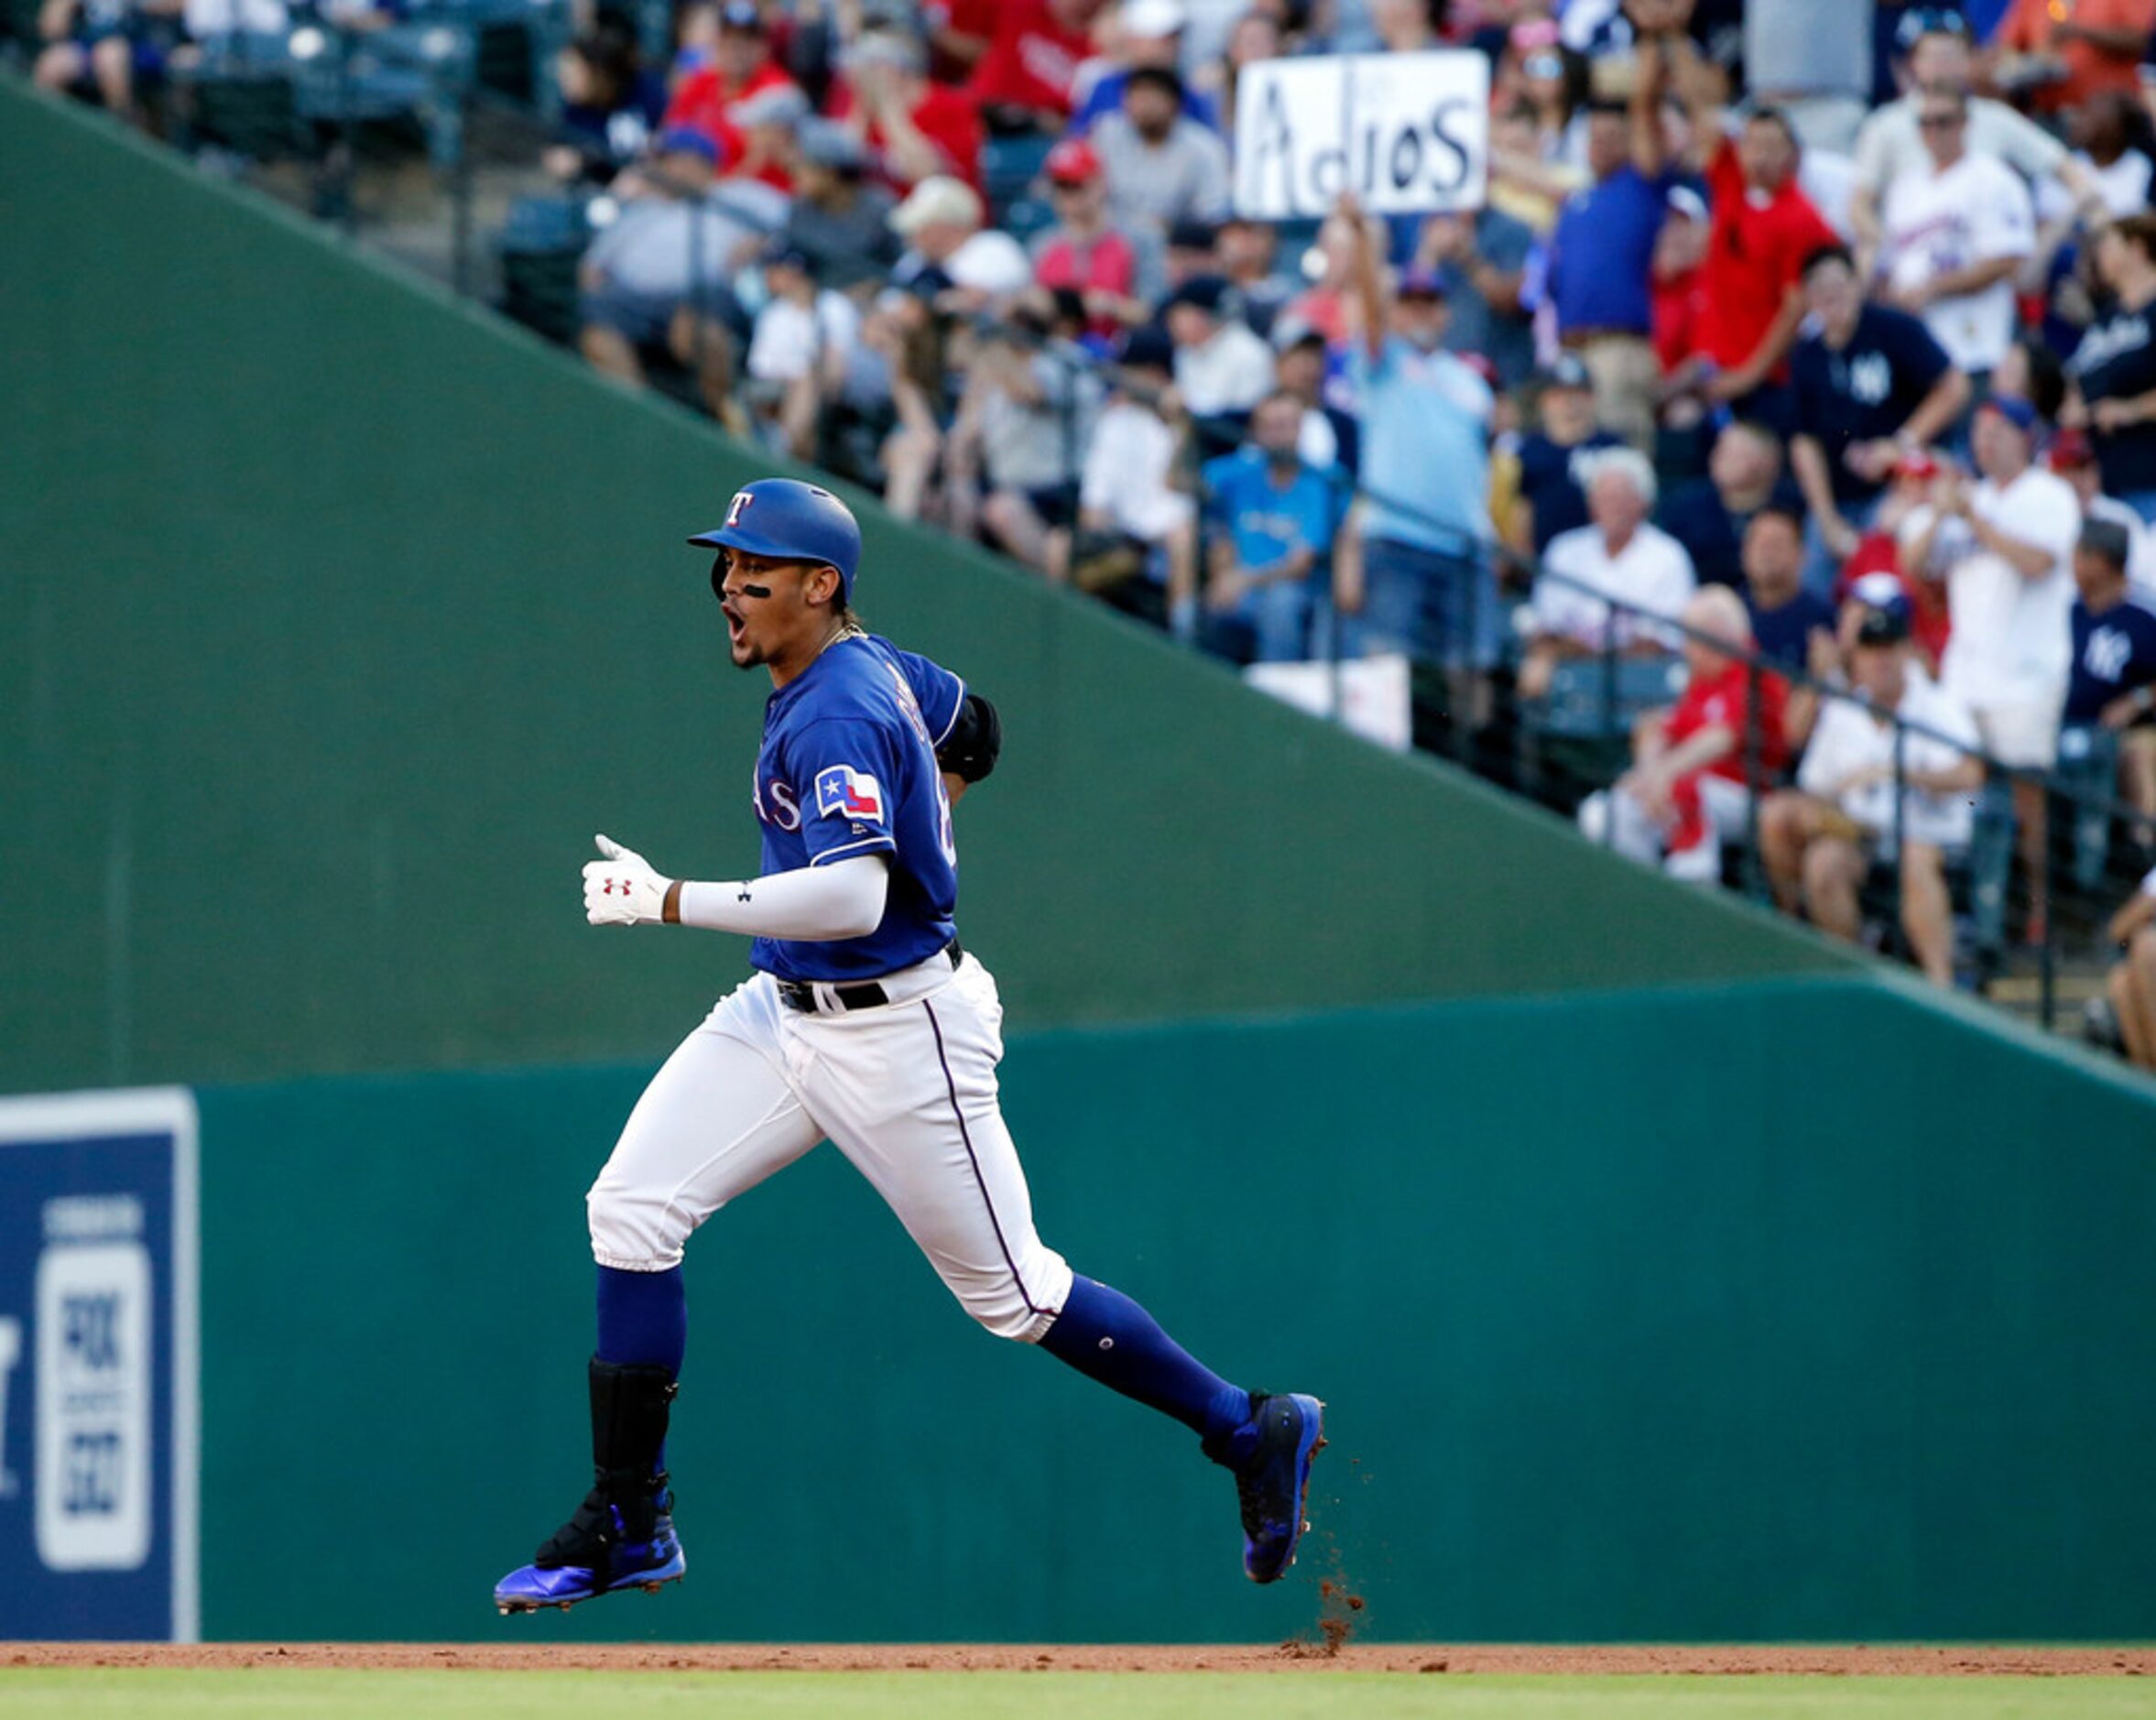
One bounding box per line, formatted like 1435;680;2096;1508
1520;448;1698;700
1849;14;2102;260
1878;89;2035;380
1759;593;1986;985
745;246;862;459
1912;394;2081;937
1047;327;1198;629
1163;275;1272;418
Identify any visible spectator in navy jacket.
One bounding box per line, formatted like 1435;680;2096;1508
1740;502;1837;686
1789;243;1971;592
2067;517;2156;829
1505;355;1625;559
1656;419;1806;591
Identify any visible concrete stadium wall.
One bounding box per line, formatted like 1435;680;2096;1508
194;974;2156;1642
0;79;1857;1094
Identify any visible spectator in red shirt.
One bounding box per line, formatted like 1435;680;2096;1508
1029;137;1146;334
827;28;985;192
1651;184;1710;379
1577;585;1790;881
1992;0;2156;114
726;82;810;193
1675;93;1839;433
664;1;801;166
1832;451;1955;673
969;0;1105;132
923;0;999;83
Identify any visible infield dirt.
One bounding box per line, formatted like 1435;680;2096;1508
6;1645;2152;1676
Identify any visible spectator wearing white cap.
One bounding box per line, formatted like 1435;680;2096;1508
1090;63;1232;242
888;176;1031;309
1522;447;1699;700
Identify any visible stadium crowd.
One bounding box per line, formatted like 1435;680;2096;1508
25;0;2156;1033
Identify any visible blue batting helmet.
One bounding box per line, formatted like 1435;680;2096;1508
689;479;863;599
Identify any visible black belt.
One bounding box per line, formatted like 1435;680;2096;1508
777;938;963;1014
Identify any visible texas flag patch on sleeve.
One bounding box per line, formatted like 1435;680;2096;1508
814;764;887;825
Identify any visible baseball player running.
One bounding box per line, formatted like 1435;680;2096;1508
494;479;1324;1614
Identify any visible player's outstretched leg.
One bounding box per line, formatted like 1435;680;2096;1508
1039;1275;1325;1584
494;1267;690;1614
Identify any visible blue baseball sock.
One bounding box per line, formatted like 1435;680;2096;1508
1039;1275;1252;1444
595;1264;687;1376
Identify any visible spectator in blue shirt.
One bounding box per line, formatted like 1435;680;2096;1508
1541;60;1674;450
2067;517;2156;831
1740;503;1837;687
1065;0;1222;136
1200;391;1348;664
1656;420;1808;591
1342;192;1497;700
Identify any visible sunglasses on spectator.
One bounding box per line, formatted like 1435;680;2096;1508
1917;110;1965;129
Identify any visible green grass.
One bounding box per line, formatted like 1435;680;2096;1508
3;1672;2151;1719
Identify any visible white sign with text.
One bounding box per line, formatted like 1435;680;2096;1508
1234;51;1490;221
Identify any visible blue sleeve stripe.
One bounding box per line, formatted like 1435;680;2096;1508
810;835;897;866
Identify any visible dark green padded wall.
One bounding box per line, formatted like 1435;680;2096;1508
195;974;2156;1642
0;81;1855;1094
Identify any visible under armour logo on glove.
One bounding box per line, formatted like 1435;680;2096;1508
583;833;670;926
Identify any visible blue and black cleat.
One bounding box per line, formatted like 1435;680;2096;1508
1205;1391;1327;1584
494;1471;686;1614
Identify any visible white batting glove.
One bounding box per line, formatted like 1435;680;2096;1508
583;833;671;927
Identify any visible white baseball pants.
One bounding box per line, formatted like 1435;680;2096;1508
586;950;1074;1343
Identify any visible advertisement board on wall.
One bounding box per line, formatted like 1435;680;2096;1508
0;1089;199;1640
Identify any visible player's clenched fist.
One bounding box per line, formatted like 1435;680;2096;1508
583;833;670;926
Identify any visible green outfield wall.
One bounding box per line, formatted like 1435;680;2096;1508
193;974;2156;1642
0;79;1858;1095
10;72;2156;1646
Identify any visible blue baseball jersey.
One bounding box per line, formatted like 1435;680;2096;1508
748;633;964;982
